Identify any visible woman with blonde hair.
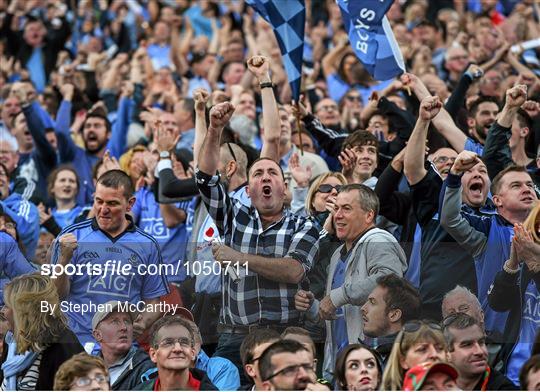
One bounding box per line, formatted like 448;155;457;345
381;320;448;390
0;274;83;390
488;202;540;384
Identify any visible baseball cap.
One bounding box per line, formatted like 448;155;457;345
402;362;459;391
164;306;194;322
91;301;140;330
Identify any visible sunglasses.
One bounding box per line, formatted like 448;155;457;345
399;320;443;354
346;95;361;102
318;184;342;193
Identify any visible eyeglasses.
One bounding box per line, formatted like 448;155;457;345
264;363;315;381
318;184;342;193
156;337;193;349
432;156;456;165
346;95;361;102
71;374;109;388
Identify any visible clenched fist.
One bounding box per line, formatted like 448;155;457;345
419;95;442;121
209;102;235;130
505;84;527;109
247;55;270;81
450;150;482;175
193;88;210;112
58;233;78;263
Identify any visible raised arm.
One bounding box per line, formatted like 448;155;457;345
404;95;442;185
483;84;527;179
439;151;489;257
192;88;210;168
247;55;280;161
198;102;235;175
403;73;467;152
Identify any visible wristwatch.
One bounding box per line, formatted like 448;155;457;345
159;151;170;160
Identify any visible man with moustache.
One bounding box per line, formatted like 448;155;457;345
443;313;517;390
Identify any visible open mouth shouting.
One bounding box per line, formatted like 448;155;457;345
262;185;272;198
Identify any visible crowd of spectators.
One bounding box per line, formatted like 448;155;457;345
0;0;540;390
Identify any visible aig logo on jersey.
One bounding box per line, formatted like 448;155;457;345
141;217;170;240
87;259;135;298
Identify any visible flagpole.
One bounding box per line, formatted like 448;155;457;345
294;102;304;156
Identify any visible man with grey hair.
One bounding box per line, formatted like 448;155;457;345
295;183;407;379
442;285;502;366
0;131;40;258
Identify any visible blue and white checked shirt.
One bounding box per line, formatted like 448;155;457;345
195;169;320;326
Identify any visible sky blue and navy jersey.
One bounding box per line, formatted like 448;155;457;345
52;205;85;230
0;232;36;305
132;187;191;283
51;217;169;346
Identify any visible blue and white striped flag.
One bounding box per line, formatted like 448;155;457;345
338;0;405;81
246;0;305;101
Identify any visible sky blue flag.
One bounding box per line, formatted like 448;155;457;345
246;0;305;101
338;0;405;81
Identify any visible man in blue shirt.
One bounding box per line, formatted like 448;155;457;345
0;228;36;305
51;170;169;348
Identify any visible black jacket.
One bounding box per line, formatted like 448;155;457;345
488;264;540;376
0;327;83;390
133;368;218;390
109;348;156;391
473;367;519;390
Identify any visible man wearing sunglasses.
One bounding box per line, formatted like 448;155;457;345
258;340;323;391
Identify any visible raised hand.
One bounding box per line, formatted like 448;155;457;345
505;84;528;109
450;150;482;175
154;119;179;153
38;203;52;225
193;88;210;112
209;102;235;130
247;55;271;81
60;83;75;101
514;223;540;272
58;233;78;263
338;148;357;182
289;152;312;187
419;95;442;121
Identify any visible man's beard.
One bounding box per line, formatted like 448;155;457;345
84;139;107;154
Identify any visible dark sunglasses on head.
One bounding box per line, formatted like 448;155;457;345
402;320;442;333
318;184;342;193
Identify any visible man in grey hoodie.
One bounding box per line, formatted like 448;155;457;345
295;183;407;380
